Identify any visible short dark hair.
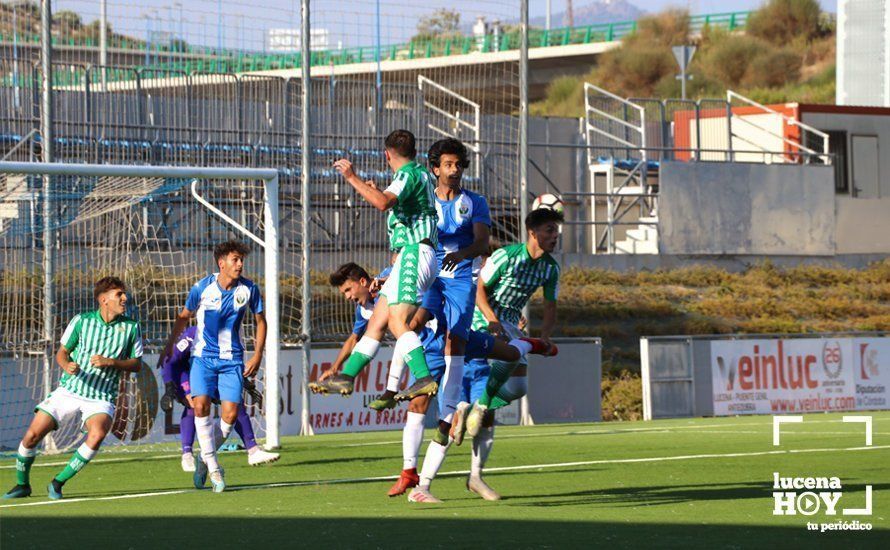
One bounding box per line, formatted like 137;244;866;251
525;208;564;231
213;240;250;263
428;138;470;169
384;129;417;159
329;262;371;287
94;276;126;301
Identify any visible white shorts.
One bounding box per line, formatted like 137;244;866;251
491;320;529;369
36;386;115;431
380;242;438;306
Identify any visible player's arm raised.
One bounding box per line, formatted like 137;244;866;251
244;312;267;378
333;159;397;211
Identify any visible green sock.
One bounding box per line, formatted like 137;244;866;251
478;362;515;407
54;450;92;484
404;345;431;379
15;455;35;486
341;351;372;378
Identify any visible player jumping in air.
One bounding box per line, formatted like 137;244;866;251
159;326;279;471
161;240;266;493
425;208;564;501
3;277;143;500
313;129;440;401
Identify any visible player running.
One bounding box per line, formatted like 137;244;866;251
314;129;440;401
3;277;143;500
159;326;279;471
161;240;266;493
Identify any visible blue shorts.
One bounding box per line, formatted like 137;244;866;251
421;275;475;342
189;356;244;404
465;330;495;361
461;358;490;404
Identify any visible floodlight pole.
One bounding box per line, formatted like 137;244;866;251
40;0;57;453
100;0;107;90
299;0;314;437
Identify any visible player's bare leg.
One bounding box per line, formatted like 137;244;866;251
3;411;55;499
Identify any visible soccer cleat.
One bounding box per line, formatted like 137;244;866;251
367;392;398;411
388;468;419;497
47;480;63;500
520;337;558;357
407;487;443;503
467;475;501;501
2;484;31;499
181;453;196;472
450;401;471;446
209;470;226;493
308;374;354;396
247;448;280;466
394;376;438;401
465;402;488;438
160;381;178;413
193;457;208;488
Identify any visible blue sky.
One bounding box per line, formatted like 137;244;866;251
49;0;837;52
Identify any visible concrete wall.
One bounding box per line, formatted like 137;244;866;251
836;196;890;253
658;161;836;255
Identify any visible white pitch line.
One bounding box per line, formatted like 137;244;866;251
0;453;183;470
2;444;888;509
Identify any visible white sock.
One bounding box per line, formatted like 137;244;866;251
354;336;380;359
195;415;220;473
439;356;464;423
386;343;406;393
402;411;425;470
219;419;234;442
395;331;424;373
471;425;494;478
76;442;98;460
419;440;451;489
18;442;36;457
508;338;532;358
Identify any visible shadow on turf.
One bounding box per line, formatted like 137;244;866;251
2;516;883;549
513;482;890;509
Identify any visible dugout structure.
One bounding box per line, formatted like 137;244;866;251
0;161;286;451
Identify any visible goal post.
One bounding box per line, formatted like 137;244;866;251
0;161;288;452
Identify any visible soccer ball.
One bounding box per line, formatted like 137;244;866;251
532;193;564;215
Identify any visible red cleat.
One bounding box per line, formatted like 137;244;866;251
388;468;419;497
520;337;558;357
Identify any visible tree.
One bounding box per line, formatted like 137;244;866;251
416;8;461;38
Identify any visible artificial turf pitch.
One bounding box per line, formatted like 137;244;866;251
1;412;888;548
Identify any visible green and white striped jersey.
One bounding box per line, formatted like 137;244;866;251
472;242;560;327
384;161;438;251
58;310;143;403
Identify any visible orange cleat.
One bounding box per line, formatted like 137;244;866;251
388;468;419;497
520;337;558;357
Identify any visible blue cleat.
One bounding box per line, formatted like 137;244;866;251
47;481;63;500
3;484;31;499
210;469;226;493
193;458;208;489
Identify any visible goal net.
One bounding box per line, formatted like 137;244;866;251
0;162;282;454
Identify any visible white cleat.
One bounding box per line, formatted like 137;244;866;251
450;401;470;446
181;453;196;472
465;402;488;438
407;487;443;503
210;469;226;493
247;448;280;466
467;475;501;501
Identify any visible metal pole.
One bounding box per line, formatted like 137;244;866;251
263;175;281;449
375;0;382;119
100;0;107;90
519;0;533;427
217;0;223;53
299;0;314;437
40;0;56;453
546;0;551;30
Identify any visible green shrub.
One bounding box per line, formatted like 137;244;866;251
601;371;643;421
746;0;822;45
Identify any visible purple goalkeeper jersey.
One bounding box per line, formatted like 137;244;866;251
162;326;197;386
